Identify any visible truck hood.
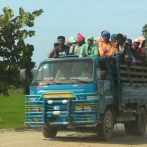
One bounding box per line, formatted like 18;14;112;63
37;89;86;95
30;84;95;95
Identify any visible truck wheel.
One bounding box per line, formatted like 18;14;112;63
124;122;135;136
97;109;113;141
42;127;58;138
135;107;146;136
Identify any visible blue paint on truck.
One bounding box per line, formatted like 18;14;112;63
25;56;147;140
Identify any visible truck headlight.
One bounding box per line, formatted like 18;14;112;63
84;107;91;111
75;106;91;111
28;98;36;101
53;106;60;110
86;117;92;121
31;107;40;112
33;118;38;122
75;106;83;111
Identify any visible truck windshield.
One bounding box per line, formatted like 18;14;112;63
32;59;94;85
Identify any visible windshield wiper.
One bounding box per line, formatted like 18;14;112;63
69;79;92;84
54;80;73;84
31;80;61;85
53;79;79;84
77;80;91;83
32;80;91;85
31;82;51;86
52;81;62;85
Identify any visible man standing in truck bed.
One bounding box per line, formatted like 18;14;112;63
99;31;115;58
54;36;70;57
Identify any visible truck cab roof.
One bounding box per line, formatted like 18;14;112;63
40;56;119;65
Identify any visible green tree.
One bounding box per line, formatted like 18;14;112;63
0;7;43;96
142;24;147;47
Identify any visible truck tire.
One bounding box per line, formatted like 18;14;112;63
124;122;135;136
135;107;146;136
42;127;58;138
97;109;113;141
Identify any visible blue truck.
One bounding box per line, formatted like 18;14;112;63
25;56;147;141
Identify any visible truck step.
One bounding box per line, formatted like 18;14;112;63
123;110;136;113
116;116;136;123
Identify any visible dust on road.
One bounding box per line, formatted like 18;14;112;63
0;124;147;147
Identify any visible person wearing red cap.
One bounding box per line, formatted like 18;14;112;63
69;33;85;56
77;33;85;43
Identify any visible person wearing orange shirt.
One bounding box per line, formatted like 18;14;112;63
99;31;115;58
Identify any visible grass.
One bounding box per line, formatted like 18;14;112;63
0;93;26;129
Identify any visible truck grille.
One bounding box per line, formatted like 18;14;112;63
25;102;44;125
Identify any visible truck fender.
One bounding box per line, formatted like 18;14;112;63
136;103;147;114
100;104;116;125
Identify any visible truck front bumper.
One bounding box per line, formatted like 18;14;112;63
25;93;101;127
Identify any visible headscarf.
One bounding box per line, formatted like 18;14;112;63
64;40;69;45
94;37;101;45
101;30;108;37
77;33;85;42
133;38;140;43
138;36;146;48
100;30;108;42
111;34;116;41
102;31;110;38
87;36;94;43
65;40;69;44
94;37;101;41
69;37;77;43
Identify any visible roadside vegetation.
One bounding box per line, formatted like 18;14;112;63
0;7;43;96
0;93;25;129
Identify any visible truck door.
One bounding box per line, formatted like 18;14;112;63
97;60;114;98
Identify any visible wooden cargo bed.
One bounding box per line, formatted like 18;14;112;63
119;59;147;84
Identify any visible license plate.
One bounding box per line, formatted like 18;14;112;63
53;106;60;110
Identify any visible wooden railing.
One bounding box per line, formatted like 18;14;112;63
120;59;147;83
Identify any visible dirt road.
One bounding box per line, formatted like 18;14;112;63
0;124;147;147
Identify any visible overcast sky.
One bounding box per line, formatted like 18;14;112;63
1;0;147;67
